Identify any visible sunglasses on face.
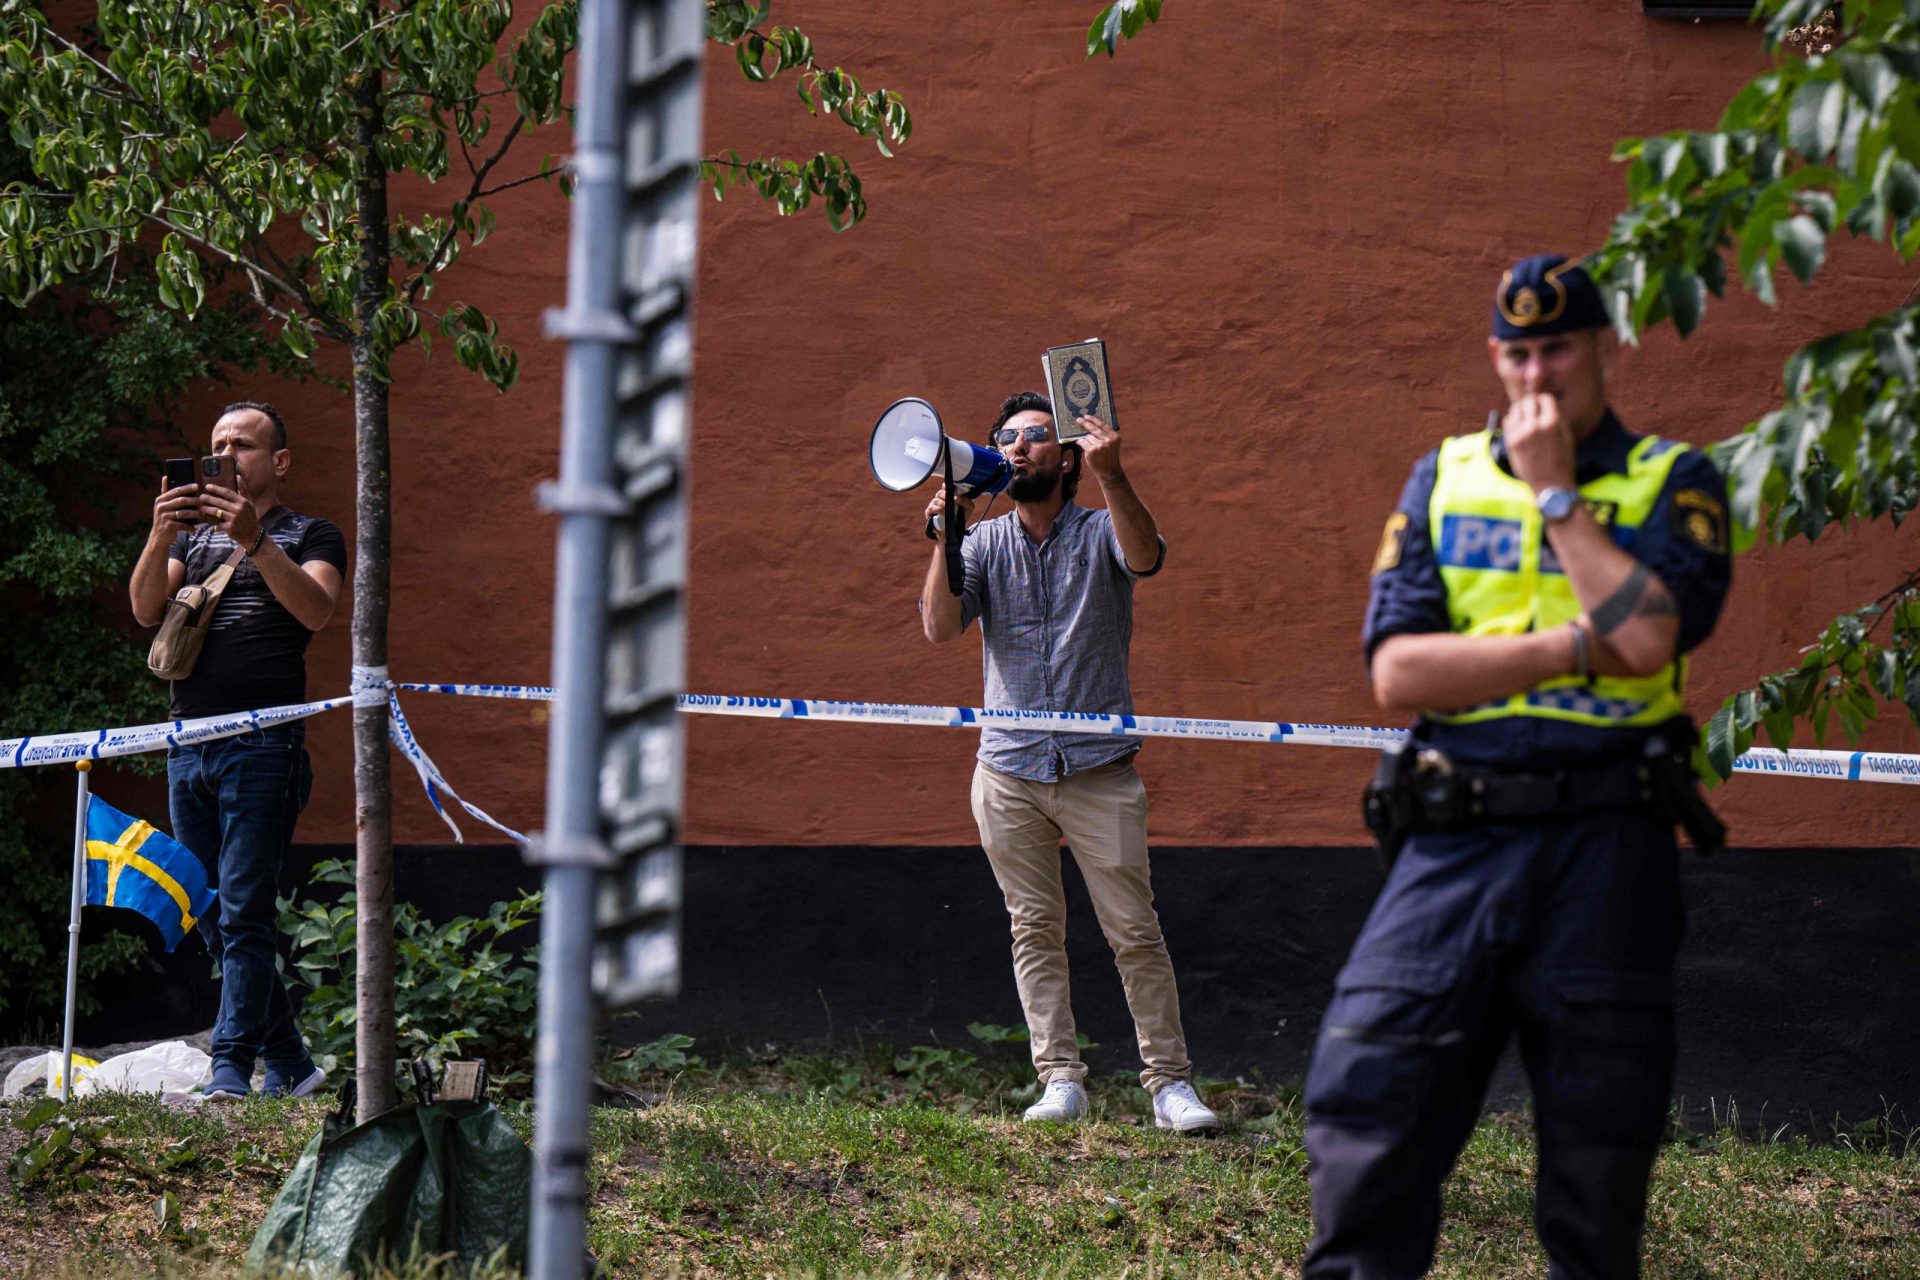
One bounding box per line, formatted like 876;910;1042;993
991;425;1054;447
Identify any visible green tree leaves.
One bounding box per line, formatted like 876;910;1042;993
1702;577;1920;778
702;0;910;230
0;0;577;388
1594;0;1920;777
700;148;865;230
1086;0;1164;59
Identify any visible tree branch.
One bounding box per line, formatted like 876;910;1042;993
36;26;136;96
338;10;408;55
1863;565;1920;643
33;21;342;329
163;132;341;325
473;170;551;199
401;115;525;303
143;208;352;341
39;18;339;325
390;87;519;109
18;220;143;248
239;263;301;328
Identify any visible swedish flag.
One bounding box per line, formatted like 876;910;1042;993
84;796;216;952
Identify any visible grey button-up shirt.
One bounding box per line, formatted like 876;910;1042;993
957;501;1166;782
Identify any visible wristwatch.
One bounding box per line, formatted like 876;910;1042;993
1535;487;1579;524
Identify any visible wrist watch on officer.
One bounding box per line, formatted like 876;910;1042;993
1536;486;1579;524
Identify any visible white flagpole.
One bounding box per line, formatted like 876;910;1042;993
60;761;90;1103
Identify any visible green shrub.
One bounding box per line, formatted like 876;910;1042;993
277;860;541;1092
605;1032;703;1077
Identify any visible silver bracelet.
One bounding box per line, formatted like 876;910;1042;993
1565;620;1592;679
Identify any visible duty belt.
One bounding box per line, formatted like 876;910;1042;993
1401;752;1660;825
1361;724;1727;865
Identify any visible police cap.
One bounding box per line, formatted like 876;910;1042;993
1491;253;1609;339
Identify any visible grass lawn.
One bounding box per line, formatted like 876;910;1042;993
2;1050;1916;1277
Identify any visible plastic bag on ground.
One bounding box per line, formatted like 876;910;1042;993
1;1051;100;1099
79;1040;210;1097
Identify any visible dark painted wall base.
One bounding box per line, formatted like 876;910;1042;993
73;843;1920;1130
626;845;1920;1132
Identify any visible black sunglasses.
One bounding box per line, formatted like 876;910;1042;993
991;424;1054;447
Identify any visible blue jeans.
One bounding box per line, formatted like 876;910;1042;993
167;722;314;1079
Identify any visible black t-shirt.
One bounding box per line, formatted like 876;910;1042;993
167;506;348;718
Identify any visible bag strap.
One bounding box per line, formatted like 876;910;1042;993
197;541;247;595
187;508;282;597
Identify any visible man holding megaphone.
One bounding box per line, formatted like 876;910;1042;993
915;390;1217;1133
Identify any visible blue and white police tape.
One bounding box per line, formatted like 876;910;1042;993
1;695;354;769
401;684;1920;786
401;684;1399;748
394;681;555;700
670;693;1406;751
1728;745;1920;784
0;686;521;845
384;689;525;844
5;682;1918;788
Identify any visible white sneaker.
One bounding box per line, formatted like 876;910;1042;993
1152;1080;1218;1132
1022;1079;1090;1123
267;1065;328;1099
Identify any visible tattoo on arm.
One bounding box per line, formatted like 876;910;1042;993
1590;563;1678;636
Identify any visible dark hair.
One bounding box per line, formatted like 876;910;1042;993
990;390;1082;502
222;400;288;450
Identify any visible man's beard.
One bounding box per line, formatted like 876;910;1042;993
1008;467;1060;503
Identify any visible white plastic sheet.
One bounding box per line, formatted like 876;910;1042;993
2;1050;99;1099
80;1040;210;1096
1;1042;209;1099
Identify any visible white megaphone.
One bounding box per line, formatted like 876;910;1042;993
868;397;1012;499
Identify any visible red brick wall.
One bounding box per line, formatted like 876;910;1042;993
245;1;1914;849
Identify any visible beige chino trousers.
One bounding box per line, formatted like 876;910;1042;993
969;755;1192;1091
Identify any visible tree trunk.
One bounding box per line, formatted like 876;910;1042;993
350;63;396;1124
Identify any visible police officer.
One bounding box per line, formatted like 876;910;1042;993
1301;254;1733;1279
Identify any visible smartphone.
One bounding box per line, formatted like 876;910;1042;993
199;453;238;492
163;457;200;523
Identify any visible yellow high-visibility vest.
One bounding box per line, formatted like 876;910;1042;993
1426;428;1689;728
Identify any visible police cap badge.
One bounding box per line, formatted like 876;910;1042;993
1492;253;1609;340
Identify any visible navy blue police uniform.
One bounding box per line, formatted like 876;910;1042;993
1301;256;1733;1279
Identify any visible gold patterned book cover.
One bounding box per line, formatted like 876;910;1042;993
1041;338;1114;442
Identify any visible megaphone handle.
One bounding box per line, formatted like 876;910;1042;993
940;452;965;596
926;455;955;540
944;536;965;595
926;486;979;539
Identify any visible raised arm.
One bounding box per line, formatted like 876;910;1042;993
1504;394;1678;677
198;484;342;631
919;486;976;644
1075;414;1162;574
1363;445;1619;715
131;484;198;627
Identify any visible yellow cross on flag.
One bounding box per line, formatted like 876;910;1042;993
83;796;216;952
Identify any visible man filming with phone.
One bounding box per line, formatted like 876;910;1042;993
129;401;346;1101
918;391;1217;1134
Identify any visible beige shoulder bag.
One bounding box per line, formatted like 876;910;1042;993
148;541;247;681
